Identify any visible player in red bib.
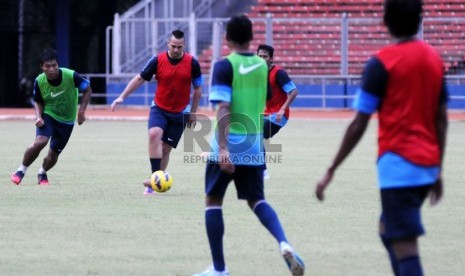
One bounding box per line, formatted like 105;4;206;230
315;1;448;275
111;30;203;195
257;44;298;180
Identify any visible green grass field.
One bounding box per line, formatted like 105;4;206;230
1;119;464;276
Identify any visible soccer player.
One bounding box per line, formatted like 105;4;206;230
11;48;92;185
257;44;298;179
193;15;304;276
314;0;448;275
110;29;203;195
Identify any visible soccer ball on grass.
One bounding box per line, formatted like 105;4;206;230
150;170;173;193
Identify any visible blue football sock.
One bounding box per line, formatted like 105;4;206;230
380;234;399;276
206;208;225;272
263;148;267;170
398;255;423;276
253;200;287;243
150;158;161;173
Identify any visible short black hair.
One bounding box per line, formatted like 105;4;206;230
257;44;275;58
383;0;423;37
226;15;253;45
171;29;184;39
39;48;58;65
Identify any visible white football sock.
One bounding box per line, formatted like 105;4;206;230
18;165;28;173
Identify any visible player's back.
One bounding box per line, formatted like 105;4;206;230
376;40;444;165
376;40;443;116
226;52;268;135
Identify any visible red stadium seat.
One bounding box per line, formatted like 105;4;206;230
199;0;465;75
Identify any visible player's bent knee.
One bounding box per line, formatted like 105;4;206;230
379;221;385;235
392;238;419;259
148;128;163;141
34;138;49;149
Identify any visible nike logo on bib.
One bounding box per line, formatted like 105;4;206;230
238;63;263;75
51;90;65;98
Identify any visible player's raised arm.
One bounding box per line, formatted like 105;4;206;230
110;74;146;111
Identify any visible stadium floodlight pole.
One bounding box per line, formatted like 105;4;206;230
265;12;273;46
152;20;159;55
418;21;424;40
113;13;121;74
209;19;223;110
340;13;349;76
18;0;24;81
189;12;197;57
211;20;222;63
105;26;112;75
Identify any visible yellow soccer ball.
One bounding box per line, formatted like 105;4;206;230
150;170;173;193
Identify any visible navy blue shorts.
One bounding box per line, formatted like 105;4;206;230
205;161;265;201
263;119;282;139
36;113;74;154
148;105;189;148
380;184;432;240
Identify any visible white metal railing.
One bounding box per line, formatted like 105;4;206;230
110;0;223;74
108;14;465;76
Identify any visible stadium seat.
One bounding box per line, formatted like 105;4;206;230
198;0;465;75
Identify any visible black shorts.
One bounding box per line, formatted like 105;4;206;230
263;119;282;139
380;184;432;240
205;161;265;201
36;113;74;154
148;105;189;148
